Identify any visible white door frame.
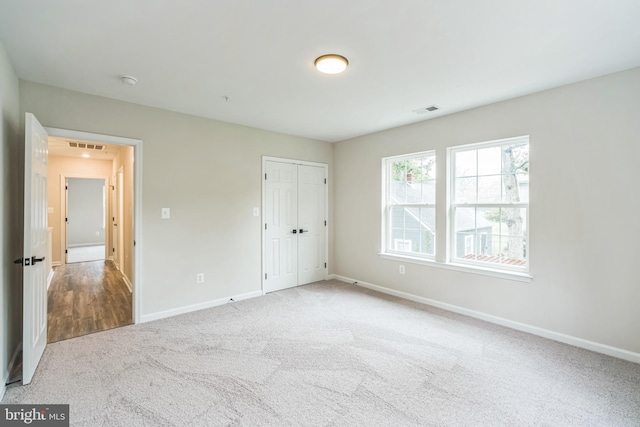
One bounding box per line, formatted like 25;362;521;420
61;176;109;264
261;156;328;293
45;127;143;324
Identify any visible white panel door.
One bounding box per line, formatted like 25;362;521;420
264;161;298;293
23;113;48;385
264;160;327;293
298;165;326;285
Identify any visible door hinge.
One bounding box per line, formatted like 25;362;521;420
65;185;68;190
65;217;68;223
265;173;267;180
324;178;327;184
112;248;115;253
265;223;267;230
324;220;327;226
265;273;267;280
65;249;68;254
134;240;136;246
324;263;327;268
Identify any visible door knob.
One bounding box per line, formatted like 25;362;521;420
299;229;309;234
31;256;45;264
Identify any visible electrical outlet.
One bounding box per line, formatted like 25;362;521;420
196;273;205;283
399;265;405;275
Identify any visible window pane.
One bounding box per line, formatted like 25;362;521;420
390;160;407;204
417;207;436;255
455;177;477;203
499;208;527;237
477;175;501;203
455;150;476;177
496;236;526;265
477;146;501;176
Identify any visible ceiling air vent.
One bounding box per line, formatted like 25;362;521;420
68;141;105;151
412;105;440;115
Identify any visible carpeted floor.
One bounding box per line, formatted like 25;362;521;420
3;280;640;426
67;245;106;263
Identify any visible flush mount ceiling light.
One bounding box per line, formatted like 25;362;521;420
120;75;138;85
314;54;349;74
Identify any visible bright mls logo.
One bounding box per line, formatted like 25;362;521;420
0;405;68;426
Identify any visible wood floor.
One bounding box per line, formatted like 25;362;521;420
47;260;132;343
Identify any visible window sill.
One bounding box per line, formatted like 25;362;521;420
379;253;532;283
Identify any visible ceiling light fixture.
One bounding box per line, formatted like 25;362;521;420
314;54;349;74
81;153;90;158
120;75;138;86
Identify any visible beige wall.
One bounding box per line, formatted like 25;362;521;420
48;156;113;264
334;67;640;354
112;146;134;281
0;41;21;390
20;81;334;318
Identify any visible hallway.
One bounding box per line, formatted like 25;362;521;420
47;260;132;343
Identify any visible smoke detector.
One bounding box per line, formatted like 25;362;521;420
120;75;138;86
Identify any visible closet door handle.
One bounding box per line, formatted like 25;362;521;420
299;229;309;234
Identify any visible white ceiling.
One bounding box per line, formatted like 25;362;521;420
1;0;639;142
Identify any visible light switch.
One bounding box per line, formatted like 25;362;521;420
253;207;260;216
161;208;171;219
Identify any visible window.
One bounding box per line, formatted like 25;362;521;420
383;152;436;258
450;136;529;271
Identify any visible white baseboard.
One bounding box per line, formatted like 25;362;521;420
47;268;54;290
52;261;61;267
2;343;23;401
140;290;263;323
122;274;133;293
332;274;640;365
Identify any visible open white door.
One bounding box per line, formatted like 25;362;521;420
22;113;49;384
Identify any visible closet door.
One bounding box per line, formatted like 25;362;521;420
264;160;327;293
264;161;298;292
297;165;326;285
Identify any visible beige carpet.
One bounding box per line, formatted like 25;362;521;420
67;245;105;263
3;280;639;426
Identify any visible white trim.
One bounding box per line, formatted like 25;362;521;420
47;268;54;290
122;274;133;293
332;274;640;364
2;343;23;400
45;127;143;324
52;261;61;267
261;156;329;293
141;290;263;323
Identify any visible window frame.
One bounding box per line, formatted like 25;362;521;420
448;136;530;273
382;151;437;260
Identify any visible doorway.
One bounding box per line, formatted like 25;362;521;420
262;157;328;293
46;138;136;343
44;127;142;324
65;177;107;263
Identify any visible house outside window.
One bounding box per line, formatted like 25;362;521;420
383;151;436;258
449;136;529;272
